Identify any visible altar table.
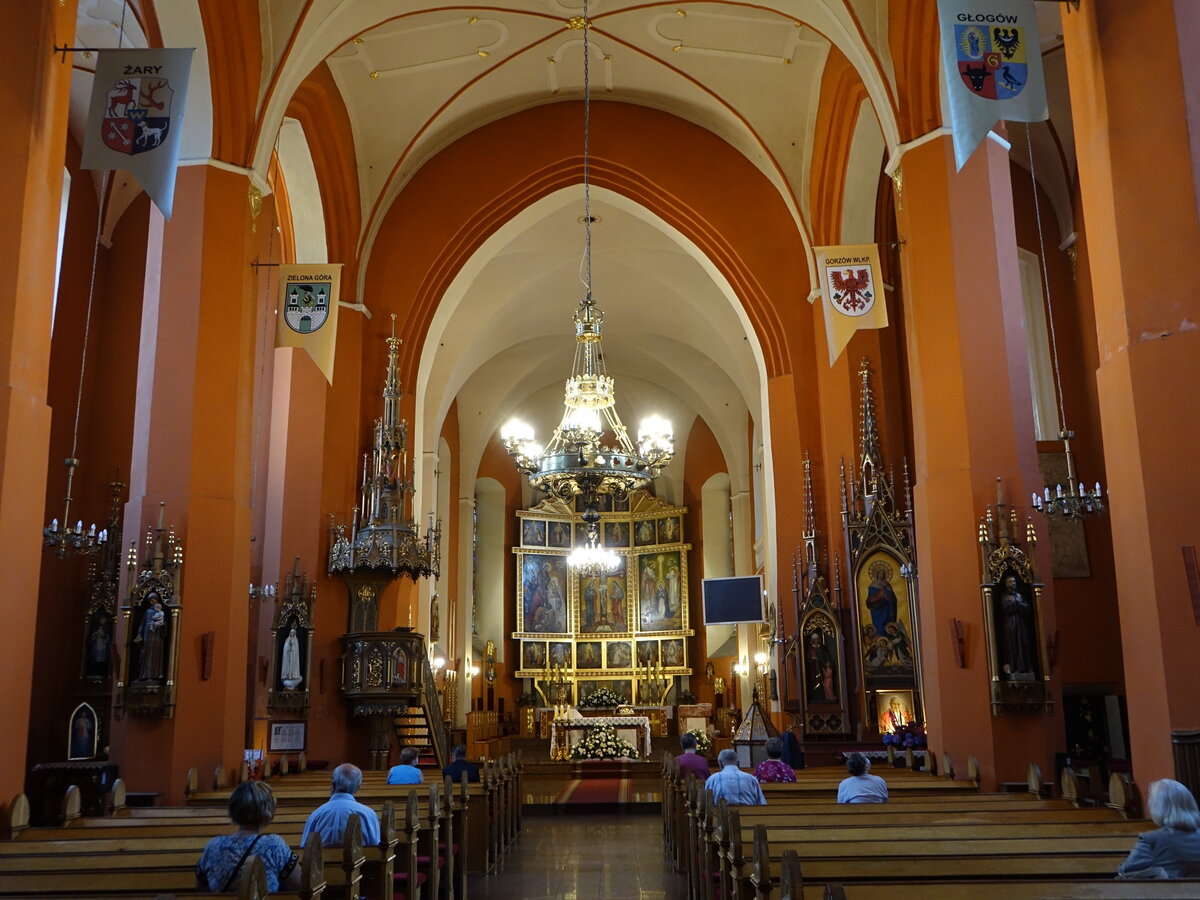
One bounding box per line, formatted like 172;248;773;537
550;716;652;759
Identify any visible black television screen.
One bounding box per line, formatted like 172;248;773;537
702;575;765;626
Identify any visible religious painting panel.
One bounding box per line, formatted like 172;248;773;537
521;519;546;548
604;520;630;548
547;521;572;549
548;641;572;668
875;689;916;735
606;640;632;669
661;637;684;667
855;551;916;688
578;560;628;635
636;638;660;666
130;590;170;685
82;610;114;680
634;518;657;547
609;679;633;703
637;550;683;631
574;522;590;547
657;516;681;544
801;612;840;705
576;640;603;670
521;640;546;671
67;703;98;760
275;616;309;693
518;554;569;634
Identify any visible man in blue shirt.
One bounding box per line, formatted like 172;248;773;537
300;763;381;848
442;744;480;784
704;749;767;806
387;746;424;785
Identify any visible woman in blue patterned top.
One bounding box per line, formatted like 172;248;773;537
196;781;300;892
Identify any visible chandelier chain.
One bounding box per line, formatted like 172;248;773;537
70;170;112;464
581;0;592;301
1025;123;1068;435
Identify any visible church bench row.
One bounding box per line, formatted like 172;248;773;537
0;834;328;899
4;795;414;900
677;773;1140;900
799;877;1200;900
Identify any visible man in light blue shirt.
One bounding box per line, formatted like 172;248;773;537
704;749;767;806
301;763;381;848
386;746;424;785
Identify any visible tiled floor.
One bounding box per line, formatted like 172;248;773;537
466;811;687;899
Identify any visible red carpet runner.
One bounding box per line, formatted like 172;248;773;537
554;776;631;805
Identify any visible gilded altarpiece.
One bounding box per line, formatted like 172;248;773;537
512;490;692;705
841;360;925;735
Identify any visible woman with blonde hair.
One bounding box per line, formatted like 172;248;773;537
1118;779;1200;878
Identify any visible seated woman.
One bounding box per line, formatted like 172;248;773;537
836;751;888;804
753;736;796;784
1118;778;1200;878
196;781;301;892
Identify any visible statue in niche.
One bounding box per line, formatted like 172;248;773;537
997;572;1037;681
84;613;113;679
280;628;303;690
133;594;166;682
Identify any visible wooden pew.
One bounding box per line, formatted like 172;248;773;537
0;832;326;898
809;880;1200;900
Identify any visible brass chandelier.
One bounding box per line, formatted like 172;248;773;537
501;1;673;575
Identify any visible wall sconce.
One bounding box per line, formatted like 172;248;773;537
249;583;277;604
431;652;446;672
465;658;480;678
753;651;768;675
733;657;749;678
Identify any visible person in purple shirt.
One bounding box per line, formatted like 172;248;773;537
675;732;712;782
753;737;796;783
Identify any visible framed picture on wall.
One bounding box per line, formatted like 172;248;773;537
547;521;572;549
521;519;546;547
269;720;306;752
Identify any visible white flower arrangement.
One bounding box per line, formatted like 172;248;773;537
570;723;638;760
579;686;624;709
686;728;713;756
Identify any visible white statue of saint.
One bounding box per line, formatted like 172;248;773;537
281;628;302;690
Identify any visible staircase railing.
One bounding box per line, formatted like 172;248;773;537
420;653;450;768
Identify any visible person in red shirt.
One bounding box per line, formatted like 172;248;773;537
753;737;796;783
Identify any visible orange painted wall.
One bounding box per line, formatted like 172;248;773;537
681;416;729;706
1009;161;1123;693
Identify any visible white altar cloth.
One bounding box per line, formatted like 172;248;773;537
551;715;652;759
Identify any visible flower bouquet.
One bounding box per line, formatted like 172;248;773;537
570;723;638;760
882;722;927;749
579;686;624;709
686;728;713;756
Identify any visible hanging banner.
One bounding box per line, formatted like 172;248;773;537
937;0;1048;170
80;48;194;220
815;244;887;366
276;264;342;384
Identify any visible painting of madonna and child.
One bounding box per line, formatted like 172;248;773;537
856;553;916;687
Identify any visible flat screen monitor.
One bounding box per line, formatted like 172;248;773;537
702;575;765;626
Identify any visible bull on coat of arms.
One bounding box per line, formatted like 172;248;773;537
955;23;1028;101
101;77;174;156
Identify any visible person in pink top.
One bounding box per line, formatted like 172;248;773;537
753;737;797;783
675;732;712;782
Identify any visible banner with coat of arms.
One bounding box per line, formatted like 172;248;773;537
815;244;887;366
937;0;1047;170
276;264;342;384
80;48;194;219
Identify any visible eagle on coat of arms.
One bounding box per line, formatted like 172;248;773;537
829;268;874;314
